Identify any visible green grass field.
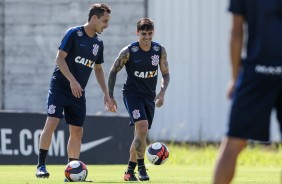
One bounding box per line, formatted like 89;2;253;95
1;144;282;184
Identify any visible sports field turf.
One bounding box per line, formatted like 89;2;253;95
1;144;281;183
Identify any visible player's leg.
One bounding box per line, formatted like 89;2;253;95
123;96;147;181
129;131;137;163
39;117;61;149
124;132;139;181
63;96;88;182
128;130;137;171
36;116;60;178
67;125;83;160
213;137;247;184
134;120;150;181
64;96;86;162
213;68;279;183
136;97;155;181
36;89;64;178
134;120;149;159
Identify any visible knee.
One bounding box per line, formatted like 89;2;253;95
70;126;83;139
136;123;148;136
42;117;60;135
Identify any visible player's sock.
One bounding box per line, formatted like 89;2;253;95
126;161;137;173
37;149;48;168
137;159;149;181
124;161;138;181
68;158;79;163
137;158;145;169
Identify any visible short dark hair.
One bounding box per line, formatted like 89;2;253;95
137;18;154;31
88;3;111;22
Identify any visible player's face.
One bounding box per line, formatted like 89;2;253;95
137;30;154;47
93;12;111;34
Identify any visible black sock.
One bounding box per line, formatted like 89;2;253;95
68;158;79;163
37;149;48;168
127;161;137;172
137;159;145;170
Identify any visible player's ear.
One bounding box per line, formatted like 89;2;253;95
90;15;98;22
136;31;139;36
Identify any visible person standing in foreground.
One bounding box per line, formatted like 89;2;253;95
36;3;113;179
108;18;170;181
213;0;282;183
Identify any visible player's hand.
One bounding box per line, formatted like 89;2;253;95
70;79;83;98
155;92;165;108
110;98;117;112
227;79;236;99
106;97;117;112
104;95;117;112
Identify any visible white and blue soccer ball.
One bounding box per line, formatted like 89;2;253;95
65;160;88;182
146;142;169;165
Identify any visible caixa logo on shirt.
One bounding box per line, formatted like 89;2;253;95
134;69;158;78
75;56;95;68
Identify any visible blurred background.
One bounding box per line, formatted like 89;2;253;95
0;0;280;146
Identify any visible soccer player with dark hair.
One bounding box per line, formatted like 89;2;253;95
108;18;170;181
36;3;113;179
213;0;282;183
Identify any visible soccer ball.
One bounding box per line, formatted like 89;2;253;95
146;142;169;165
65;160;88;182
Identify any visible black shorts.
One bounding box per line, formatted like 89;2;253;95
46;88;86;127
227;63;282;141
123;95;155;129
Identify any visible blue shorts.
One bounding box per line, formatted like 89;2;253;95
46;88;86;127
123;95;155;129
227;63;282;141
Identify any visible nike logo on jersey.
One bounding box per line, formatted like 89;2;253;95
134;60;142;63
80;44;86;47
80;136;113;153
134;69;158;78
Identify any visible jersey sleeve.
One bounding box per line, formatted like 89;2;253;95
228;0;245;16
58;28;75;53
95;42;104;64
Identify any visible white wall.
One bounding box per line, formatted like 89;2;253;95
148;0;281;142
2;0;144;115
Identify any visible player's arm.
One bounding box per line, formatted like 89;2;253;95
155;46;170;108
227;14;244;99
56;50;83;98
108;47;129;99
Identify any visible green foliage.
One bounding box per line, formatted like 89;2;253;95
238;143;282;166
165;142;282;166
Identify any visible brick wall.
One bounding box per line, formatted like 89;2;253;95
2;0;145;115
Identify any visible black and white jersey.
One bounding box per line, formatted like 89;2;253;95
50;26;104;93
123;41;162;97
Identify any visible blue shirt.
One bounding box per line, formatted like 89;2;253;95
229;0;282;64
123;41;162;97
50;26;104;92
